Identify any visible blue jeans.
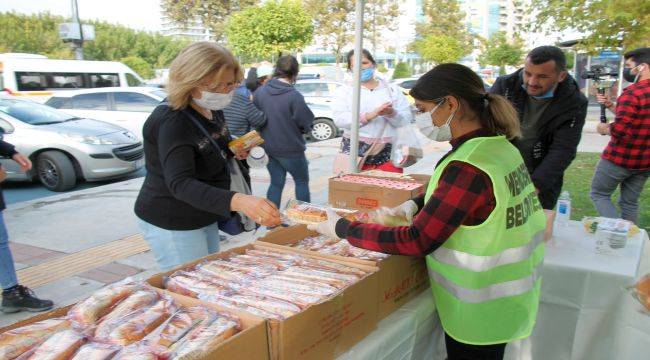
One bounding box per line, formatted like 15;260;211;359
138;220;220;271
266;154;310;208
0;212;18;290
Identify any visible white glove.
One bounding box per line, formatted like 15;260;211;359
378;200;418;224
307;209;342;240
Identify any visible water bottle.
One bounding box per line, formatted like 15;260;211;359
555;191;571;226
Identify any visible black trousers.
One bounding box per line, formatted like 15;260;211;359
445;332;506;360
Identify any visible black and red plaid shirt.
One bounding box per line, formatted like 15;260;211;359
335;129;496;256
602;78;650;170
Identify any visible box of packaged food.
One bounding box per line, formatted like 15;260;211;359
328;172;429;210
147;243;379;360
228;130;264;153
259;225;429;320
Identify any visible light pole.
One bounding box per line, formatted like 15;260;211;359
71;0;84;60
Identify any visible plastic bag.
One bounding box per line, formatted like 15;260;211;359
20;329;85;360
170;313;240;359
68;281;141;328
630;273;650;314
390;126;423;168
282;199;360;225
142;306;213;348
93;290;160;340
70;342;121;360
104;297;177;346
0;318;71;359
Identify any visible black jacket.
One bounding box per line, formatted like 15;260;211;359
490;69;588;209
0;140;18;211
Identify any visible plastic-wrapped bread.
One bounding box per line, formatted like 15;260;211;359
70;343;120;360
250;284;324;309
281;267;349;289
262;274;338;296
26;330;85;360
68;283;139;327
93;290;159;339
229;254;290;270
195;264;254;285
171;314;240;359
142;307;211;348
298;257;366;277
164;272;232;298
0;318;71;360
203;293;298;320
245;249;302;264
111;346;159;360
199;260;276;278
105;298;175;345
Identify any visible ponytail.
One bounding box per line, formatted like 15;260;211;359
482;93;521;139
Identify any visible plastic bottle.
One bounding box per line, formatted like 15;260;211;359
555;191;571;226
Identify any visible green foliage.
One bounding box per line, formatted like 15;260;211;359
530;0;650;52
120;56;154;78
478;32;525;74
415;0;473;56
0;12;72;59
565;50;575;71
392;62;411;79
364;0;399;53
226;0;313;58
376;63;388;73
415;35;466;64
304;0;355;66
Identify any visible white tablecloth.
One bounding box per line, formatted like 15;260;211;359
338;221;649;360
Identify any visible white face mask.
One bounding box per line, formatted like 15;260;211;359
193;90;233;110
415;100;456;141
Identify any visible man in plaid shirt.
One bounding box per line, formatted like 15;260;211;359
590;48;650;224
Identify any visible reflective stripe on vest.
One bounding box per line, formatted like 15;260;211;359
432;231;544;272
428;263;542;303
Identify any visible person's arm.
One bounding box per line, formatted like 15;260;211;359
245;99;267;130
292;93;315;133
0;140;17;158
336;161;494;256
158;117;236;218
381;84;412;128
609;91;639;138
530;101;587;192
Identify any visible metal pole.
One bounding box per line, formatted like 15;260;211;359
349;0;364;173
617;48;625;97
71;0;83;60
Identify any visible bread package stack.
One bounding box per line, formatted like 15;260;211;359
334;174;422;190
163;247;372;320
0;281;242;359
292;235;389;262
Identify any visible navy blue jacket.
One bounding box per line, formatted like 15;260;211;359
254;79;314;157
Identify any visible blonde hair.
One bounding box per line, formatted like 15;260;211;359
166;42;243;110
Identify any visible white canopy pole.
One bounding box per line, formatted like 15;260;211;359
349;0;365;173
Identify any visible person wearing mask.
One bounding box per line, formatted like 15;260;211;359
590;47;650;224
331;49;412;174
0;141;53;313
309;63;546;360
223;68;269;137
134;42;281;271
253;55;314;208
490;46;587;238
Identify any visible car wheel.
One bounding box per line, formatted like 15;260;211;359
311;118;337;141
37;151;77;192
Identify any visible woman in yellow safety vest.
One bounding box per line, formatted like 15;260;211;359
309;63;546;360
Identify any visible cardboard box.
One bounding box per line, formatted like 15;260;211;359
0;288;270;360
328;173;430;210
258;225;429;320
148;243;380;360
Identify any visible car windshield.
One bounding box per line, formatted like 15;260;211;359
0;99;77;125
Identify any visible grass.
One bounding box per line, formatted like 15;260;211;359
561;152;650;232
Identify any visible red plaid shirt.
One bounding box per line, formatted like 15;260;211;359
336;129;496;256
602;79;650;170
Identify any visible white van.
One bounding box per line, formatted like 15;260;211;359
0;53;145;102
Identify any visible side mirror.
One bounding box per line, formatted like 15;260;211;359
0;119;14;136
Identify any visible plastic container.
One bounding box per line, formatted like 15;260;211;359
555;191;571;226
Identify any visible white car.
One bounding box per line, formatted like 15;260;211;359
294;79;344;107
44;87;167;140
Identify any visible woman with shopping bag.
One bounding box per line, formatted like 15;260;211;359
331;49;413;174
309;63;546;360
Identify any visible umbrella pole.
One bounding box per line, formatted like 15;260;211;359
349;0;365;173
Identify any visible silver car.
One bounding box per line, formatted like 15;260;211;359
0;97;144;191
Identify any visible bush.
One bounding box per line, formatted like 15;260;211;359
392;62;411;79
376;63;388;73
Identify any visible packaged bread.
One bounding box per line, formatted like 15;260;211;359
170;313;240;359
68;283;139;327
26;329;85;360
228;130;264;153
0;318;71;360
70;343;120;360
283;199;359;225
142;306;212;348
93;290;159;339
104;298;176;345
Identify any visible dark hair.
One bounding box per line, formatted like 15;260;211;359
410;63;520;139
526;46;567;72
245;67;259;92
624;47;650;66
273;55;300;80
346;49;376;71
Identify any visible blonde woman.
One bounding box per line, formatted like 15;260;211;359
134;42;281;270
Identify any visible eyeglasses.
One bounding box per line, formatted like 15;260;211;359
202;81;240;93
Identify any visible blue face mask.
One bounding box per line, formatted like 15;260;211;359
360;67;375;82
522;84;555;100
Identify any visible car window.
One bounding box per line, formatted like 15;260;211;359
126;73;142;87
151;90;168;99
72;93;109;110
0;99;73;125
89;73;119;88
294;83;318;96
45;97;72;109
114;92;159;112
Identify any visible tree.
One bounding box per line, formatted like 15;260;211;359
121;56;154;78
478;32;525;74
0;12;72;59
364;0;399;53
416;0;473;54
304;0;356;67
226;1;313;59
530;0;650;51
161;0;257;43
415;35;465;64
392;61;412;79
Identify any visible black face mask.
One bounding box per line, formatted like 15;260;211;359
623;64;643;83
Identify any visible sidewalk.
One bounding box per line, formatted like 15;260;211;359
0;124;627;327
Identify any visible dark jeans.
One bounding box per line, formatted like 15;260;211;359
266;154;310;208
590;158;649;224
445;332;506;360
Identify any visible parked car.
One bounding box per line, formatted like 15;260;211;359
392;77;420;104
307;103;340;142
44;87;167;140
294;79;344;107
0;97;143;191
